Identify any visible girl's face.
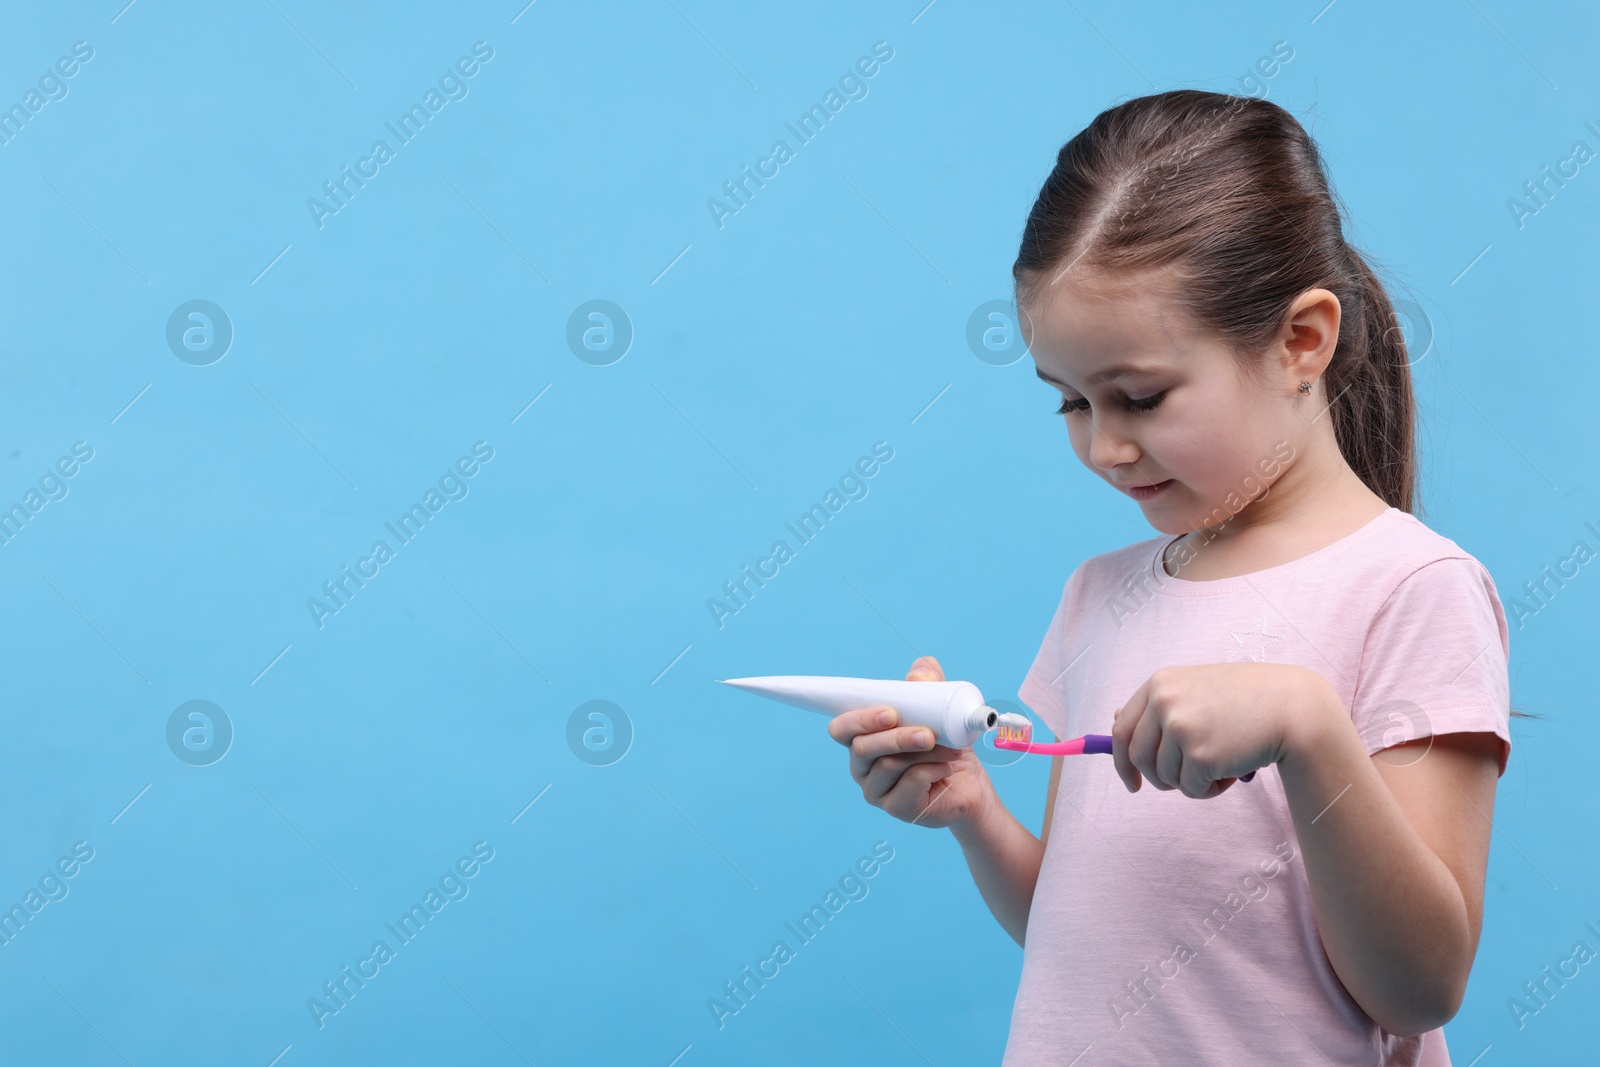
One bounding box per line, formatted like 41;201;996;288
1021;269;1304;536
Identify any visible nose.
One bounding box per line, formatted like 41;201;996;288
1086;418;1140;472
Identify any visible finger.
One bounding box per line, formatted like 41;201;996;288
1127;697;1166;791
907;656;944;682
878;761;953;819
1110;703;1132;791
1179;757;1209;799
1156;730;1185;792
850;725;939;780
827;706;897;748
861;749;958;801
1114;729;1143;792
1112;689;1146;793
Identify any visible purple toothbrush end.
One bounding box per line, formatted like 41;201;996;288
1082;733;1114;755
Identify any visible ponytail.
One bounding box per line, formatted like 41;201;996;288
1327;248;1418;514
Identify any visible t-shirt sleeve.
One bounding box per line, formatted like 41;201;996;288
1017;564;1084;741
1350;556;1512;776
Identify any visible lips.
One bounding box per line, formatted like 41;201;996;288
1123;479;1174;500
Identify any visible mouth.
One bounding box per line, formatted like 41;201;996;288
1123;479;1175;500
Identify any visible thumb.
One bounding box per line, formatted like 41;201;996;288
907;656;944;681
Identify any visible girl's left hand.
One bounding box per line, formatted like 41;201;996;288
1112;663;1327;798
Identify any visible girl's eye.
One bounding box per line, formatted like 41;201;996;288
1125;391;1166;414
1055;391;1166;416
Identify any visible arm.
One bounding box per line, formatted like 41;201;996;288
948;755;1062;947
1280;680;1500;1036
829;656;1056;947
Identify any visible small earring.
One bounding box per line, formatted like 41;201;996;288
1298;380;1312;396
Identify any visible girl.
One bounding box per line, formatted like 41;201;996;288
828;89;1511;1066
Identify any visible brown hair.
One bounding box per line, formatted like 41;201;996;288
1012;89;1418;514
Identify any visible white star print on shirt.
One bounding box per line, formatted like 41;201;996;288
1227;617;1286;662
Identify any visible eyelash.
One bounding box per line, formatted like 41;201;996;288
1055;391;1167;416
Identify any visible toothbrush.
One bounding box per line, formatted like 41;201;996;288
994;724;1256;782
719;675;1255;782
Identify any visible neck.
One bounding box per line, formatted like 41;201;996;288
1167;436;1388;575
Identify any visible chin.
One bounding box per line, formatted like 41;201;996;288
1124;487;1184;529
1143;512;1192;536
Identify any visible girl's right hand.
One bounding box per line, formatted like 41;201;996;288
826;655;998;832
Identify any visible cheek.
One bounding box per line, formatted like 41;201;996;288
1065;420;1094;466
1140;399;1258;494
1162;402;1282;496
1134;409;1211;472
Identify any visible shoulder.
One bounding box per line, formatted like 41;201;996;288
1050;532;1169;602
1366;510;1500;603
1359;511;1508;651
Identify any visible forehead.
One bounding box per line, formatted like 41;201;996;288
1021;267;1202;381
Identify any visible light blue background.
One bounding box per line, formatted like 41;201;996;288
0;1;1595;1063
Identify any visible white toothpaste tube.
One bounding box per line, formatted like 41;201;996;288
719;674;1031;749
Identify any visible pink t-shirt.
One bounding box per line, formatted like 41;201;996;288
1004;507;1511;1066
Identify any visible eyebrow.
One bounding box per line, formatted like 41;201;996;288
1035;362;1166;389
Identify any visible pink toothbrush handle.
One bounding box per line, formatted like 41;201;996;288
994;733;1255;782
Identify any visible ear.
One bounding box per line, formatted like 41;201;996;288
1276;288;1341;391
